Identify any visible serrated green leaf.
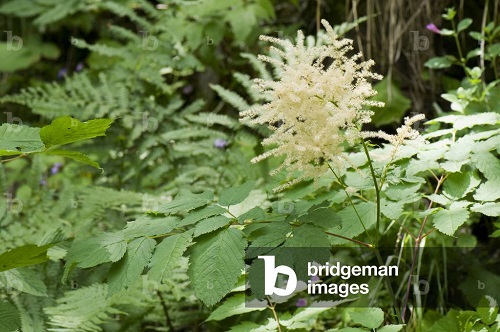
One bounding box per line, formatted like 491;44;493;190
471;202;500;216
65;233;127;269
40;116;113;148
285;224;330;247
206;293;265;321
188;228;246;306
177;205;226;228
349;307;384;328
193;215;232;237
432;202;470;236
443;172;481;199
108;237;156;295
0;243;54;272
329;202;377;244
425;57;454;69
472;152;500;182
0;301;21;332
158;190;213;215
473;181;500;201
246;221;291;258
122;216;179;239
2;268;47;296
219;180;256;206
43;149;100;168
148;232;193;283
0;123;44;156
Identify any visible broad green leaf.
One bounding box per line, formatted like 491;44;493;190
332;328;366;332
177;205;226;228
280;307;334;329
370;77;411;126
381;198;405;219
219;180;256;206
2;268;47;296
206;293;265;321
284;224;330;248
471;202;500;216
188;228;246;306
476;295;498;325
425;56;454;69
472;152;500;181
385;183;421;201
193;215;231;237
378;325;405;332
426;113;500;130
246;221;291;258
158;190;213;215
43;150;100;168
299;206;342;229
0;124;44;156
0;243;54;272
0;301;21;332
349;307;384;329
329;202;377;245
122;216;179;239
108;237;156;295
428;309;461;332
148;232;193;283
40;116;113;148
474;181;500;202
443;172;481;199
457;18;473;33
432;202;470;236
65;233;127;269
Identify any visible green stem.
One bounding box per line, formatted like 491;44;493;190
361;140;380;247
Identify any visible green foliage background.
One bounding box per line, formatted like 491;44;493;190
0;0;498;331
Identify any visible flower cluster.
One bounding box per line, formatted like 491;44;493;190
241;20;384;191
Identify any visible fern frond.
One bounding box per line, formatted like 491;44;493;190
45;283;121;332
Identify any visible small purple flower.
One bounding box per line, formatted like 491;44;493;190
75;62;84;72
182;84;193;95
296;298;307;307
50;163;63;175
426;23;441;34
40;177;47;186
214;138;228;149
57;67;68;80
310;275;320;283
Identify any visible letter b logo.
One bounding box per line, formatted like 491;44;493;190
258;256;297;296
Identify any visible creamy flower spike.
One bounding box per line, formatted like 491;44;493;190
241;20;384;191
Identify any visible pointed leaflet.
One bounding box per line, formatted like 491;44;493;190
206;293;265;321
0;124;44;156
40;116;113;148
2;268;47;296
148;232;193;283
43;150;100;169
107;237;156;295
193;215;231;237
158;190;213;215
218;180;255;206
0;243;54;272
328;202;377;245
0;300;21;332
65;233;127;269
432;202;470;236
188;228;246;306
349;307;384;329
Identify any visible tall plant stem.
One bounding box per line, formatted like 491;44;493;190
361;140;380;247
400;174;447;323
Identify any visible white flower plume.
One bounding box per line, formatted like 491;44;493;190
241;20;384;191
